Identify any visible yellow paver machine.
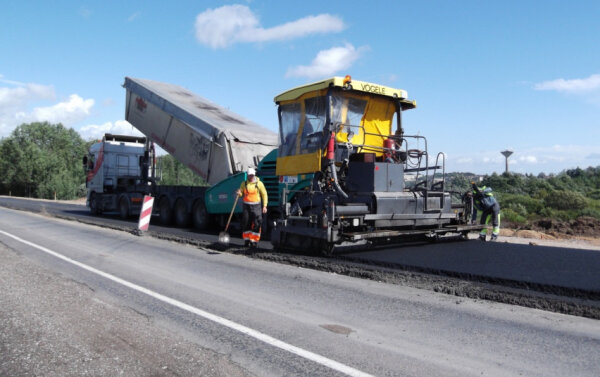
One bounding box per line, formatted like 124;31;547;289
270;76;483;254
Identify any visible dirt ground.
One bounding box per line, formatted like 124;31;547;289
531;216;600;238
501;216;600;249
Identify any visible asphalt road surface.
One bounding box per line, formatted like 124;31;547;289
1;196;599;293
0;196;253;248
347;238;600;292
1;206;600;376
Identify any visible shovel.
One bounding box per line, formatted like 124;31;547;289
218;194;240;246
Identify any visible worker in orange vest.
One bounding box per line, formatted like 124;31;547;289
235;167;268;247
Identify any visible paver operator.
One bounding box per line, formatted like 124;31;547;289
471;183;501;241
236;167;268;247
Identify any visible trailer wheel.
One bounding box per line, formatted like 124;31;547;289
118;197;129;219
159;198;173;226
89;192;101;215
192;200;210;230
174;199;190;227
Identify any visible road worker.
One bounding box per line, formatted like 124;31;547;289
235;167;268;247
472;183;501;241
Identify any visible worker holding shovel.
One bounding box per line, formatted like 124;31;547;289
235;167;268;247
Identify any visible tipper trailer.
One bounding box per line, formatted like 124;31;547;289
84;78;291;229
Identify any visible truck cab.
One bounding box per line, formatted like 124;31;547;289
84;134;152;216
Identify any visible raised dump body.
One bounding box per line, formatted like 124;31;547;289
123;77;278;185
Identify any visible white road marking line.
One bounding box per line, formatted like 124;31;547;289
0;229;373;377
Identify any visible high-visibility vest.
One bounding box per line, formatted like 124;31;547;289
240;178;268;206
473;185;496;210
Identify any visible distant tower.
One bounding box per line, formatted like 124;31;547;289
501;150;513;173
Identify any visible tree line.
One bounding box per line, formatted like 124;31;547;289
0;122;204;200
0;122;90;199
446;168;600;223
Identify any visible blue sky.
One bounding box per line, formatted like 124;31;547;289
1;1;599;175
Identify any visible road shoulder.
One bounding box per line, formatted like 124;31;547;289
0;244;250;377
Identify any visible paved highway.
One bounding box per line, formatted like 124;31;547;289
1;206;600;376
348;238;600;292
1;196;599;294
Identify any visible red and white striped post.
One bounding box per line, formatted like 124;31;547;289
138;195;154;231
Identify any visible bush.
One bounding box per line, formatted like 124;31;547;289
549;209;571;221
589;189;600;200
538;207;574;221
0;122;87;200
532;188;550;200
499;193;543;215
501;208;527;224
157;155;207;186
77;183;87;198
544;190;587;211
505;203;528;217
577;208;600;220
539;207;557;218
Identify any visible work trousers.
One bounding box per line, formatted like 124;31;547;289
479;202;501;235
242;203;262;243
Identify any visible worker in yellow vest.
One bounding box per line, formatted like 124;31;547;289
235;167;268;247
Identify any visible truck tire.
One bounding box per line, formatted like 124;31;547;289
89;192;101;215
119;197;129;219
174;199;190;227
159;198;173;226
192;200;210;230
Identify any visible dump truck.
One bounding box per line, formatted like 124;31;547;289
84;77;284;229
270;76;483;254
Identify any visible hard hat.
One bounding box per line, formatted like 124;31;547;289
247;167;256;176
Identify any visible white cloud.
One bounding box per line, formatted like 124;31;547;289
79;7;92;18
127;11;141;22
534;73;600;93
286;43;367;79
0;122;12;137
449;144;600;174
78;120;143;141
194;4;344;48
455;157;473;164
0;75;30;87
518;155;538;164
20;94;94;125
0;79;57;137
248;14;345;43
0;76;96;138
0;83;55;109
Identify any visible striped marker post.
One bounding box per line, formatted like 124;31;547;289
138;195;154;231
